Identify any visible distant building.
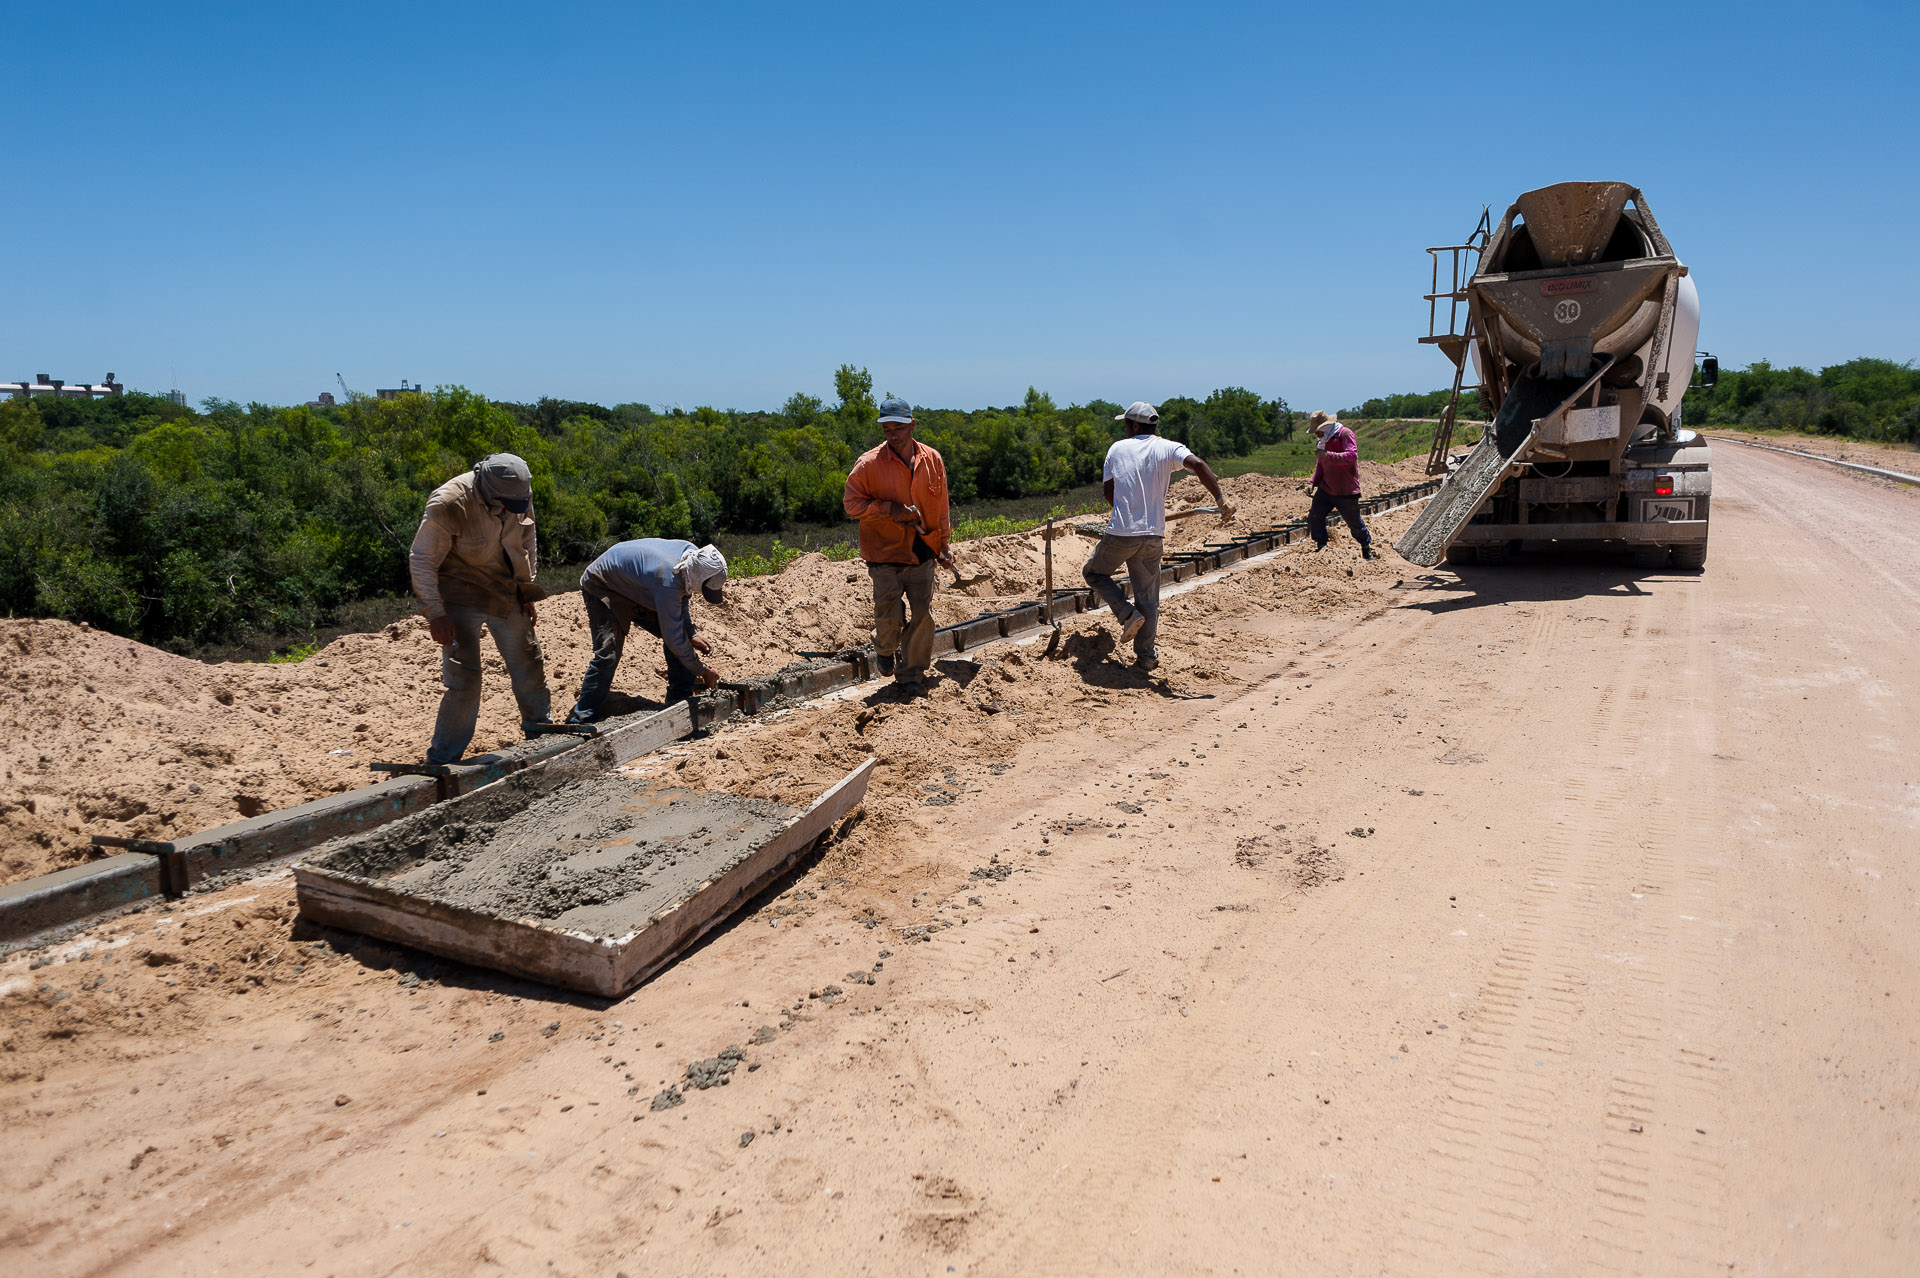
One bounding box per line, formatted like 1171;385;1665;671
2;372;123;400
376;379;428;401
167;389;187;406
305;391;338;409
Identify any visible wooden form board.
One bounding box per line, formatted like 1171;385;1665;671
293;759;873;997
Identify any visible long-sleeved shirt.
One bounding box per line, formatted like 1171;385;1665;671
576;538;701;668
408;470;539;619
1311;425;1362;496
842;439;952;566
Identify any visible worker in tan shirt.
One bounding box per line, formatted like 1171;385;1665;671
408;453;553;763
842;396;953;687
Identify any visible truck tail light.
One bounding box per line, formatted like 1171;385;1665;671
1654;474;1675;496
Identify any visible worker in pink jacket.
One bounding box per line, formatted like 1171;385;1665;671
1306;410;1374;560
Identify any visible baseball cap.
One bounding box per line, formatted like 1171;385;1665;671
1114;401;1160;424
878;396;914;423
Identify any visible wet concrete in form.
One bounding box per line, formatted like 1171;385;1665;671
321;773;795;939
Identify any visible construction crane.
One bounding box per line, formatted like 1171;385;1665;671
337;373;351;402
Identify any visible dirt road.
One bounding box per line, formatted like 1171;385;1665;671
4;444;1916;1275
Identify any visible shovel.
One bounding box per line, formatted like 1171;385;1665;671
904;502;988;590
946;561;990;591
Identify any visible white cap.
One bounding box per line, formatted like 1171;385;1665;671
1114;401;1160;424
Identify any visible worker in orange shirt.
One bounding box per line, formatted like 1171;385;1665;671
843;396;954;688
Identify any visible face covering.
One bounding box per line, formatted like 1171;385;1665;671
497;497;530;513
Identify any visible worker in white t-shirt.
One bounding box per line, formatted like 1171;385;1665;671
1083;402;1231;670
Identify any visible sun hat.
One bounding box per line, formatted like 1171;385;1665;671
877;396;914;424
1114;401;1160;424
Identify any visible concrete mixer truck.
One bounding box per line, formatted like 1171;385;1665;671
1396;181;1715;570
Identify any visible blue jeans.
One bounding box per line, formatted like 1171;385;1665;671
426;606;552;765
569;591;699;722
1082;533;1165;660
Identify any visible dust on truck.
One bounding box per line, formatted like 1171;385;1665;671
1396;181;1716;570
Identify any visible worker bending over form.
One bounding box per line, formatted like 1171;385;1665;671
567;539;727;721
409;453;554;764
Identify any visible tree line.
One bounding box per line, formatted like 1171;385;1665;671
1680;357;1919;441
0;368;1292;649
1344;387;1487;421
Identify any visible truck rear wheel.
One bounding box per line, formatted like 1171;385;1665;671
1672;540;1708;570
1477;542;1512;566
1633;544;1669;569
1443;543;1477;566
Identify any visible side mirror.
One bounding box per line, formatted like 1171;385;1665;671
1697;355;1719;389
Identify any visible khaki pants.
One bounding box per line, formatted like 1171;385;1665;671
868;559;938;679
427;606;552;764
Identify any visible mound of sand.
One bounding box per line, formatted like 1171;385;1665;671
0;467;1428;886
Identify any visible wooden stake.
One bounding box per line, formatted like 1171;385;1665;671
1043;516;1054;624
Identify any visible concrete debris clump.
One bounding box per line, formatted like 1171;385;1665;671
685;1045;747;1089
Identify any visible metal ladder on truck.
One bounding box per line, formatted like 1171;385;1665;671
1418;209;1491;477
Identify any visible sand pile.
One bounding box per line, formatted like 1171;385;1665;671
627;506;1420;861
0;468;1427;887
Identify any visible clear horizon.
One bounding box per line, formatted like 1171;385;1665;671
5;1;1915;414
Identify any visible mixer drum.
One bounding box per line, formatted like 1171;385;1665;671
1473;182;1678;380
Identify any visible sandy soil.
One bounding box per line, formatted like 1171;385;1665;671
0;463;1423;887
11;444;1911;1274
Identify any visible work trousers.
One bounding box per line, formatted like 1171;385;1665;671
1308;491;1372;548
1083;533;1166;660
569;591;699;722
427;605;552;765
868;558;938;680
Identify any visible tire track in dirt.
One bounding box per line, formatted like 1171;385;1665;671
1384;567;1740;1273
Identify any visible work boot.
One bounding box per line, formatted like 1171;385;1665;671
876;652;896;677
1120;613;1146;644
1361;543;1376;560
1134;655;1161;672
1312;541;1328;553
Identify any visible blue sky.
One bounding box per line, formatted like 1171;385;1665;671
5;1;1915;413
